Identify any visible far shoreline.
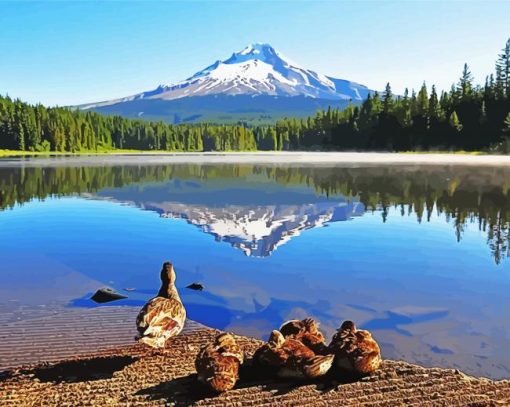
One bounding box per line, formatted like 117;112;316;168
2;150;510;167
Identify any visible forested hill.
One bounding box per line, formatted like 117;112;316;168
1;39;509;153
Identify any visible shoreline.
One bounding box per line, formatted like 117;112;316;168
2;322;509;406
2;151;510;167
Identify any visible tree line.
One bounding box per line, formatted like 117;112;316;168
273;38;510;152
0;100;258;152
1;38;509;153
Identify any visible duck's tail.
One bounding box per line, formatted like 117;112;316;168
354;351;382;374
136;317;181;348
302;354;335;378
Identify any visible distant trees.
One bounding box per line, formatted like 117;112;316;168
0;97;258;152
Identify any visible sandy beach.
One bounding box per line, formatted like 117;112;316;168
1;151;510;167
1;314;510;406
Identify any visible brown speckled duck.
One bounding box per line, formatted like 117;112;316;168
254;330;334;379
136;262;186;348
279;317;329;355
329;320;381;375
195;333;244;393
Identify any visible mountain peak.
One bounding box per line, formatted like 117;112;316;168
224;43;282;66
238;42;276;55
79;44;373;112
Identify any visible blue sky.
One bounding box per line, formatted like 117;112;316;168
1;0;509;106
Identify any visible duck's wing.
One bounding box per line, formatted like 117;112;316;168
278;340;331;379
136;297;186;348
353;331;382;373
253;343;285;368
301;354;335;378
196;344;240;392
281;338;315;359
300;332;328;355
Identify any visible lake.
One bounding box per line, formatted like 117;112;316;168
1;156;510;379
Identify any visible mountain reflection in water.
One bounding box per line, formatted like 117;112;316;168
2;163;509;262
1;161;510;379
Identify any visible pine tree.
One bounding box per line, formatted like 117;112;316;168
428;85;442;120
496;39;510;97
458;63;474;99
382;82;394;114
449;111;463;131
416;83;429;117
504;112;510;133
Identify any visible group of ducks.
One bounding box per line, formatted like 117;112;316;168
135;262;382;393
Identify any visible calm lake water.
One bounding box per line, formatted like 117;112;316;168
1;157;510;379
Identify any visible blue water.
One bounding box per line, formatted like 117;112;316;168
1;161;510;378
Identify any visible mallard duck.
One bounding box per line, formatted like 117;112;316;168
279;318;329;355
254;330;334;379
328;320;381;375
136;262;186;348
195;333;244;393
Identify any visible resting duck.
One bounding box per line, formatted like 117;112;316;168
195;333;244;393
279;318;329;355
328;320;381;375
136;262;186;348
254;330;334;379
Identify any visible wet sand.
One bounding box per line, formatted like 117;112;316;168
1;307;509;406
0;306;205;371
2;151;510;167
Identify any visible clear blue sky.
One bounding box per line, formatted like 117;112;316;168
1;0;509;106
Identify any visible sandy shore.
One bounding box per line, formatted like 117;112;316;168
2;151;510;167
0;306;509;405
2;325;510;406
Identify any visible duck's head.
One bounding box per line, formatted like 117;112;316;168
160;262;176;285
302;318;320;334
339;320;356;332
279;320;303;337
268;330;285;348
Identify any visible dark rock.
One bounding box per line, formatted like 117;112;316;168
186;283;204;291
90;288;128;303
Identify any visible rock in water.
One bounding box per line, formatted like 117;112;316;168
186;283;204;291
90;288;128;303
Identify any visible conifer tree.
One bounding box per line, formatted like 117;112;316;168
416;83;429;117
458;63;474;99
496;39;510;97
449;111;463;131
382;83;394;114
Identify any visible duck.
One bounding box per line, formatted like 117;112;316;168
195;333;244;393
136;262;186;348
279;317;329;355
253;329;334;379
328;320;382;375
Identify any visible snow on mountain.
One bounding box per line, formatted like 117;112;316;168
80;43;371;110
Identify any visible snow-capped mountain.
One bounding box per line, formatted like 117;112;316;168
79;43;372;123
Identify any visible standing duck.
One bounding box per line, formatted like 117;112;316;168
254;330;334;379
279;318;329;355
136;262;186;348
195;333;244;393
328;320;381;375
